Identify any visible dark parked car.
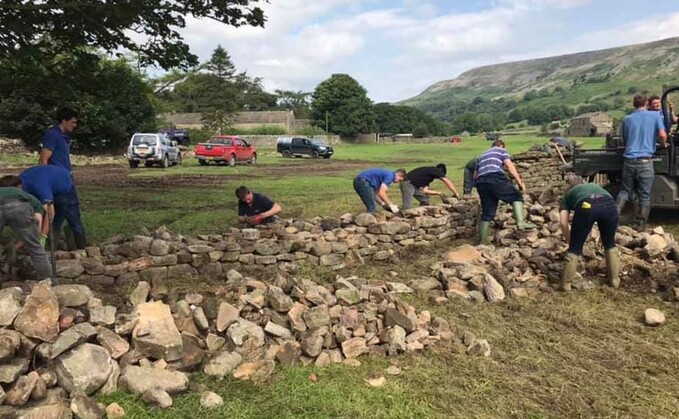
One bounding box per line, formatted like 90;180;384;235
276;137;333;159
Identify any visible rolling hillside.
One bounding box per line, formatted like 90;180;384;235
400;37;679;125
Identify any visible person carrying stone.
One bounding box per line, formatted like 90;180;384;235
463;157;478;197
235;186;281;226
0;180;52;280
475;139;535;244
558;174;620;291
616;94;667;231
399;164;459;210
2;165;87;250
353;168;406;213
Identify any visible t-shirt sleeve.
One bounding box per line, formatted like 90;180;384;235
42;130;58;152
256;194;274;212
502;149;512;161
559;192;570;211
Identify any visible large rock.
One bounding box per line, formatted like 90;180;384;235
143;387;173;409
267;286;293;312
355;213;377;227
384;308;416;332
341;337;368;359
645;235;668;257
216;302;240;332
5;371;40;406
120;365;189;394
443;244;481;264
0;287;22;326
56;259;85;278
13;281;60;343
227;319;265;348
233;360;275;382
97;327;130;359
0;357;30;384
132;301;183;362
50;322;98;359
87;298;116;326
52;284;93;307
70;393;105;419
55;343;113;395
483;274;505;303
644;308;666;326
129;281;150;306
204;351;243;378
150;239;170;256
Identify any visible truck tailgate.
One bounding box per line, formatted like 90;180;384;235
195;144;229;157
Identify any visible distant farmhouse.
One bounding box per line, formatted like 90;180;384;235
161;111;311;134
566;112;613;137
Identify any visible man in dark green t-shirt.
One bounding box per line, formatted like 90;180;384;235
558;174;619;291
0;186;52;280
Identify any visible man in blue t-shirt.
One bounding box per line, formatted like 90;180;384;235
617;94;667;230
39;107;77;172
475;139;535;244
353;168;406;213
11;165;87;249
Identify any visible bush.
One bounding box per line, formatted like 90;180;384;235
187;128;213;144
296;125;326;136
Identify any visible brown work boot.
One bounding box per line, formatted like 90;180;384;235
559;253;578;291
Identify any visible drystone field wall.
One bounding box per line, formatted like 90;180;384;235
512;150;568;199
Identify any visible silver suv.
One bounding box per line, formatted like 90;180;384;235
127;133;182;168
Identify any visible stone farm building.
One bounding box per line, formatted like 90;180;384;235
161;111;310;134
566;112;613;137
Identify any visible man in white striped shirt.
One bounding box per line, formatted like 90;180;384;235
475;139;535;244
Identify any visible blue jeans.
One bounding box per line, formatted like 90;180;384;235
353;177;376;213
475;173;522;221
0;198;52;279
53;189;85;235
617;158;654;206
569;195;618;255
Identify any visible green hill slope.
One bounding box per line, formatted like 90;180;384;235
400;37;679;128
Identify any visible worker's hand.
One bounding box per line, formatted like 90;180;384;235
380;203;390;211
388;204;399;214
452;191;460;199
518;183;527;194
247;214;264;226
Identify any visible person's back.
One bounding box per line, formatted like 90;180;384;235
19;165;74;203
561;183;611;211
356;168;394;190
476;147;510;178
622;109;664;158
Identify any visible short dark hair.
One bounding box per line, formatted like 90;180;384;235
633;95;647;108
56;107;78;123
395;169;406;178
435;163;447;175
0;175;21;187
235;186;250;201
492;139;505;148
648;95;661;102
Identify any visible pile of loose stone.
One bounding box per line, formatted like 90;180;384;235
0;267;487;416
412;201;679;304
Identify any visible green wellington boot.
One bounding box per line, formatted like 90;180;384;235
512;201;537;230
478;221;491;245
560;253;578;291
605;248;621;288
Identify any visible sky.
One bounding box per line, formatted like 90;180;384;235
179;0;679;103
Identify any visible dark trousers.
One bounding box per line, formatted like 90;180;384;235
400;180;429;210
475;173;522;221
618;159;654;207
353;177;376;213
463;167;475;195
53;189;85;235
0;198;52;279
569;195;618;255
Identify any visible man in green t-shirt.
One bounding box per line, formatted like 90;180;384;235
558;174;619;291
0;185;52;280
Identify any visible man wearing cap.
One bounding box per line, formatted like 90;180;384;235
400;163;459;209
559;175;619;291
353;168;406;213
616;94;667;231
475;139;535;244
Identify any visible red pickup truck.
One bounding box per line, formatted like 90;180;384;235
195;135;257;166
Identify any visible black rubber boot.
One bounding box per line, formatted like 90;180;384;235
637;204;651;232
73;232;87;250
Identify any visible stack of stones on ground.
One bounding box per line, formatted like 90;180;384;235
513;150;569;200
2;200;478;284
0;271;484;414
417;203;679;304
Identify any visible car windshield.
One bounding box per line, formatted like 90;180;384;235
310;139;328;146
132;135;157;146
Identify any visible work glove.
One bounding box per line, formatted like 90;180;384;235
518;183;527;195
380;203;390;211
247;214;264;226
388;204;399;214
39;235;47;248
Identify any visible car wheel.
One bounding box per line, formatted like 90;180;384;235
144;161;153;168
198;159;207;166
229;154;236;167
250;154;257;164
311;150;319;159
282;150;291;158
162;155;169;168
129;161;139;169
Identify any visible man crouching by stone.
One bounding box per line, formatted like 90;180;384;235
399;164;459;210
236;186;281;227
0;176;52;280
353;168;406;213
475;139;535;244
558;174;620;291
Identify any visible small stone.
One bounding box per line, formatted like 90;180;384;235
386;283;414;294
193;307;209;331
232;359;276;382
264;321;292;339
88;298;117;326
119;365;189;395
0;357;30;384
315;352;331;367
216;302;240;332
0;287;22;326
106;402;125;418
143;387;173;408
206;333;226;352
341;337;368;359
52;284;94;308
70;393;105;419
204;351;243;378
336;288;361;305
129;281;150;305
97;327;130;359
645;308;666;326
5;371;39;406
364;374;386;387
467;339;491;357
386;365;401;375
200;391;224;408
387;326;407;352
444;244;481;264
50;322;97;359
303;305;330;330
344;358;361;367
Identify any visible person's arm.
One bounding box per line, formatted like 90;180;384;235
261;203;281;219
377;184;392;206
504;159;526;191
38;149;53;165
439;177;459;197
659;129;668;148
559;209;571;244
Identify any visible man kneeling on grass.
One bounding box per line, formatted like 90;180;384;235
353;168;406;213
236;186;281;227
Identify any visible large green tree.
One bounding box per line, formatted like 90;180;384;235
275;90;312;119
311;74;375;136
374;103;452;137
0;1;266;69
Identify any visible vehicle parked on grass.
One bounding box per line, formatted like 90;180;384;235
276;136;334;158
195;135;257;166
127;133;182;169
160;127;190;147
